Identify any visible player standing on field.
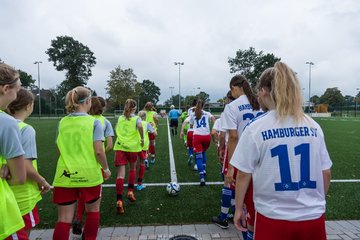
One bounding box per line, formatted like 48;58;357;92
137;111;156;188
189;99;216;186
221;75;260;239
231;62;332;240
7;88;51;237
0;63;28;240
114;99;144;214
52;86;111;240
144;102;158;165
72;96;114;235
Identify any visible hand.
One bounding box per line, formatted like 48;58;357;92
0;164;10;180
225;168;235;185
180;132;184;139
140;139;144;147
39;179;51;194
234;205;247;232
103;169;111;180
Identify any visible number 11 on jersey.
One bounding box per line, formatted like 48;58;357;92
271;143;317;191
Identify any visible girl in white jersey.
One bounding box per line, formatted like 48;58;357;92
0;63;27;240
221;75;261;239
189;99;216;186
7;88;51;237
231;62;332;240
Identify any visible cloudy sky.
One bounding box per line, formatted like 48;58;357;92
1;0;359;104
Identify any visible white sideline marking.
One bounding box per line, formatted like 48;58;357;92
167;118;178;183
48;179;360;189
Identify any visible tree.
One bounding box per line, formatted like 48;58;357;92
138;80;161;108
46;35;96;97
320;87;345;108
228;47;281;87
164;94;184;108
196;91;210;103
106;66;139;109
344;95;354;105
18;69;36;89
310;95;320;105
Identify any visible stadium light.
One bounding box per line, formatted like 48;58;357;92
174;62;184;110
34;61;42;117
306;61;314;114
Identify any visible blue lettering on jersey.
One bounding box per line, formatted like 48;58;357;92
238;104;252;111
261;127;316;141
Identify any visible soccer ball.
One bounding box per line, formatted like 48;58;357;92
166;182;180;196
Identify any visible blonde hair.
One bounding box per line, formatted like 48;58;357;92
259;62;304;122
124;99;137;120
0;63;19;86
144;102;153;111
138;110;147;120
65;86;91;113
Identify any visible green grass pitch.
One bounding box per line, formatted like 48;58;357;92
25;117;360;228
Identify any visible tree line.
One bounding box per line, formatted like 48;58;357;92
2;38;358;114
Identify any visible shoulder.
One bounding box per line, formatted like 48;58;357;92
0;112;17;128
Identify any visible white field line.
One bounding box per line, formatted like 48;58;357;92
167;118;178;183
48;179;360;189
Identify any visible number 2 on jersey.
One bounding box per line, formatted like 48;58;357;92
271;143;316;191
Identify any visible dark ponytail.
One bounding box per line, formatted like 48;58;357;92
195;99;204;120
230;75;259;110
124;99;137;120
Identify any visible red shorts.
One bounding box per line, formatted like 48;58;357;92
138;150;147;160
186;131;194;148
254;213;326;240
53;185;102;204
5;228;28;240
22;205;40;230
148;132;156;141
114;150;138;166
244;180;255;226
193;134;211;153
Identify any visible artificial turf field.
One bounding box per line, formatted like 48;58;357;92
26;117;360;228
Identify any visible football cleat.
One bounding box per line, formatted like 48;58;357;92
211;216;229;229
145;159;149;169
150;159;156;164
116;200;124;215
194;164;198;171
72;219;82;235
127;191;136;202
136;184;146;191
200;178;206;186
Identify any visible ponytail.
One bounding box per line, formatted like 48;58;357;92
258;62;304;122
230;75;259;110
273;62;304;122
195;99;204;120
65;86;91;113
124;99;137;120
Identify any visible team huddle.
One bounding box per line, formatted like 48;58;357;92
0;61;332;240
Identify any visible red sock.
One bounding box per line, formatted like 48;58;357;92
83;212;100;240
128;169;136;189
76;195;85;222
149;145;155;155
138;164;145;185
53;222;71;240
116;178;124;195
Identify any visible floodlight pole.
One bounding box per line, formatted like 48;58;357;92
34;61;42;117
306;61;314;114
174;62;184;110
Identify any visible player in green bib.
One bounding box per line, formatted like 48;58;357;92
72;96;114;235
52;86;111;240
0;63;28;240
114;99;144;214
6;88;51;237
143;102;158;165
